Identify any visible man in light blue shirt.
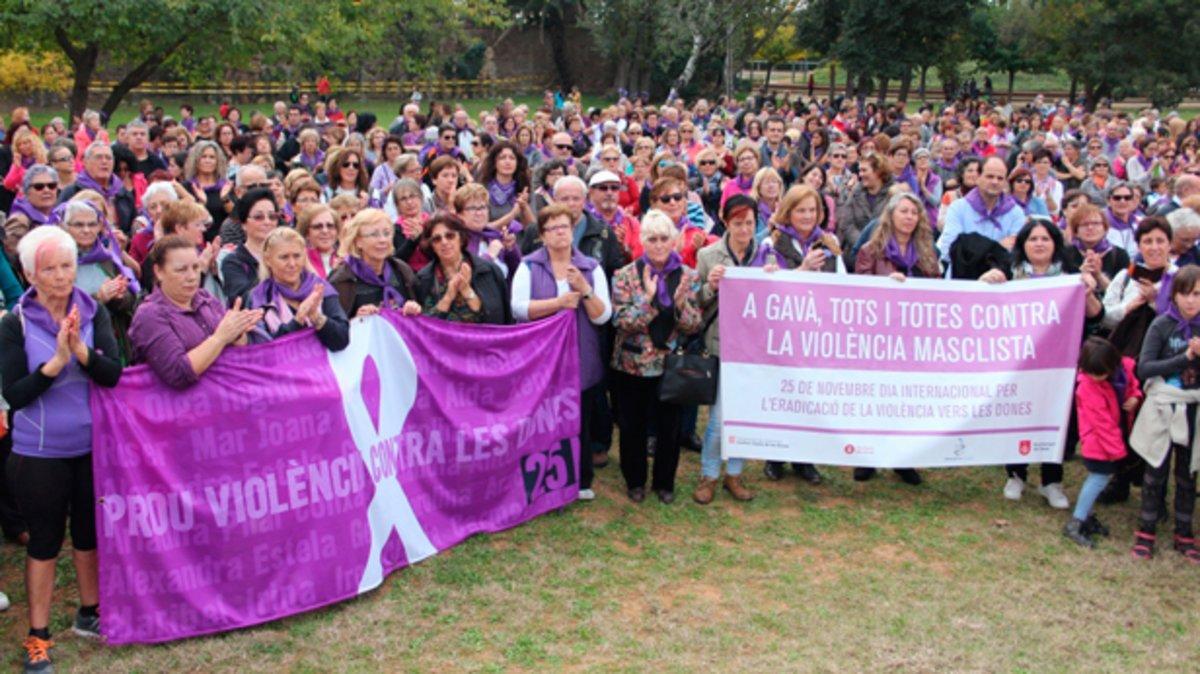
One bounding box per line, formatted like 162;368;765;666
937;156;1026;262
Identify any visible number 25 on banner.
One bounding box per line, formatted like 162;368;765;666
522;439;578;504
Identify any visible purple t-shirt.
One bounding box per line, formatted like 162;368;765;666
128;287;226;389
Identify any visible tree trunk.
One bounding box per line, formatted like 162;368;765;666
876;76;889;105
723;40;735;100
53;28;99;121
98;36;188;118
829;62;836;100
763;63;776;96
545;11;573;89
897;69;912;103
918;66;927;103
1007;69;1016;98
673;30;705;93
1068;76;1077;106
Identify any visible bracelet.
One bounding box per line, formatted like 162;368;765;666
463;291;478;301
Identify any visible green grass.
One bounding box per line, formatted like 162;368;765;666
2;438;1200;671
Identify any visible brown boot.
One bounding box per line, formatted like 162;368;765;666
723;475;754;501
692;477;718;505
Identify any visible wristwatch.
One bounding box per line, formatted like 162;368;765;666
582;291;593;300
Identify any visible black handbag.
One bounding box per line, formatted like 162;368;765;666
658;310;719;406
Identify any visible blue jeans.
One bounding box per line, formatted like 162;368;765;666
1073;472;1112;521
700;395;744;479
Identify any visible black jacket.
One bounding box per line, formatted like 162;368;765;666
414;251;511;325
519;212;627;279
328;257;418;317
58;181;137;234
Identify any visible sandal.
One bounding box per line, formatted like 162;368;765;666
1131;531;1156;560
1173;535;1200;564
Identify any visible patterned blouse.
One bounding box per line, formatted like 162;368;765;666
610;261;703;377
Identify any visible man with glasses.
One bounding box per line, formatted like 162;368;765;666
217;165;271;246
550;132;581;176
9;165;59;226
585;170;640;260
58;143;136;233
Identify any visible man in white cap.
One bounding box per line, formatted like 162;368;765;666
586;169;641;259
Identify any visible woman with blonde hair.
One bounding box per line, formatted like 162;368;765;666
3;127;49;194
750;167;784;238
246;227;349;350
855;192;941;279
296;204;342;278
327;208;421;318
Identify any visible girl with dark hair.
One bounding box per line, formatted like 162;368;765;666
477;140;533;232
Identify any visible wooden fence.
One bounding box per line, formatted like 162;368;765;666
90;76;543;99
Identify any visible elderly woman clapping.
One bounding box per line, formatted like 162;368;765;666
610;209;703;505
0;226;122;670
327;208;422;318
247;227;349;350
129;235;264;389
61;200;140;360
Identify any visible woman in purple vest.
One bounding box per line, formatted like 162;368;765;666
0;225;122;672
511;203;612;501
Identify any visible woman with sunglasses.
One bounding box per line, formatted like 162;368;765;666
691;148;726;225
1080;155;1118;204
220;189;278;305
721;140;761;210
322;147;369;207
1102;181;1142;253
47;145;76;193
415;213;510;325
8;165;60;227
1008;167;1050;219
706;124;734;176
296;204;342;279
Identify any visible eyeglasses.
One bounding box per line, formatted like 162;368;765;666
830;154;846;159
555;144;573;150
249;211;279;222
429;232;458;244
601;155;620;162
359;229;390;239
593;184;621;192
464;204;488;212
310;221;337;231
243;182;269;191
52;155;72;164
1012;178;1032;185
342;161;360;169
66;220;100;229
441;135;456;141
1109;193;1133;201
28;182;57;191
1078;219;1104;228
657;192;685;203
698;160;716;166
1093;164;1109;170
543;224;571;234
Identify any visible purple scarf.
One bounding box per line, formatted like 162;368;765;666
585;203;624;229
934;157;958;173
250;269;335;308
192;177;227;193
343;256;406;309
300;150;325;171
1136;154;1153;171
1166;303;1200;340
642;251;683;308
735;174;753;190
1110;364;1129;404
778;224;824;255
75;171;122;201
1073;237;1112;255
78;233;141;295
757;200;775;224
18;286;97;339
884;237;919;273
487;179;517;207
8;197;58;226
1104;207;1137;232
964;188;1018;230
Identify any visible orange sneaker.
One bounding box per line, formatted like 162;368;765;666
22;635;54;673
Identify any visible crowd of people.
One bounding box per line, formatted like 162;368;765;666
2;88;1200;671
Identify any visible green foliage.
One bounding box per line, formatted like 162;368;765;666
970;2;1051;93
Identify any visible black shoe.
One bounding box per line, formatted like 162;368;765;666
1063;519;1095;548
763;461;785;481
796;463;822;485
626;487;646;503
895;469;922;486
1081;514;1110;538
853;467;876;482
1096;480;1129;504
680;435;702;453
656;490;675;504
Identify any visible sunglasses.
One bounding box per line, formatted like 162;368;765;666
698;160;716;166
657;192;685;203
249;212;279;222
342;161;360;169
28;182;57;191
830;154;846;159
1109;194;1133;201
601;155;620;162
593;184;621;192
1012;178;1032;185
310;221;337;231
429;232;458;244
555;144;573;150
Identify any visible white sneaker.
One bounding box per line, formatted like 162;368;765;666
0;590;8;611
1003;477;1025;500
578;489;595;501
1039;483;1070;510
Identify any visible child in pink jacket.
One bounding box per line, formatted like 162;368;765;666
1065;337;1143;547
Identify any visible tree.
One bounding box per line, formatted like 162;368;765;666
0;0;283;121
753;25;803;94
507;0;581;90
970;3;1050;98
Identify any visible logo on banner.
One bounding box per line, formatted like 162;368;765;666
521;439;577;504
843;444;855;455
328;317;438;594
1018;440;1032;456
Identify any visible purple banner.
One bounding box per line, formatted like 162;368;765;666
90;312;580;644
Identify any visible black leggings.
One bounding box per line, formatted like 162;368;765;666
7;453;96;560
1139;405;1198;537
